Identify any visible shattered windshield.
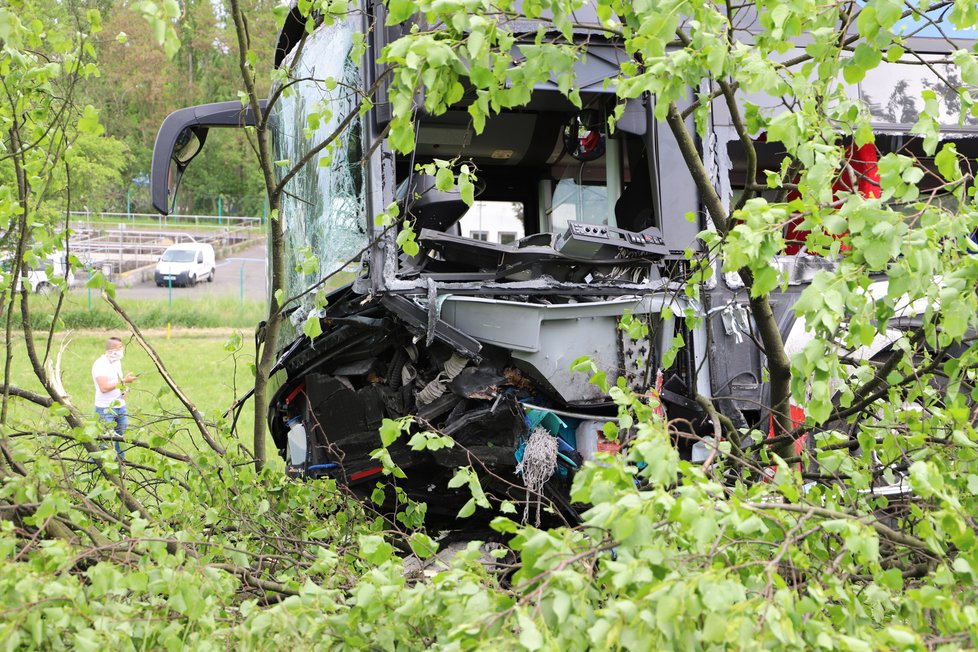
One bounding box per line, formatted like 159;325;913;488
273;14;367;344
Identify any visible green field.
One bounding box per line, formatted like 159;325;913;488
2;328;281;467
25;291;266;330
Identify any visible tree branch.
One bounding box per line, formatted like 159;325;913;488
746;501;934;554
102;291;226;457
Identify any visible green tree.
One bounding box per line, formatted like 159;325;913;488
79;0;274;215
0;0;157;542
62;134;132;213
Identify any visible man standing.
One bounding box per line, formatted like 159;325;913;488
92;337;137;457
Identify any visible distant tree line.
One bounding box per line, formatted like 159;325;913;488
75;0;278;216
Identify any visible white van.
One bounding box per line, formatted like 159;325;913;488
28;254;76;293
154;242;215;287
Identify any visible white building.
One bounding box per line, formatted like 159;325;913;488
457;201;524;244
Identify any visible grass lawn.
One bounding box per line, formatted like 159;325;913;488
25;291;266;330
2;329;281;466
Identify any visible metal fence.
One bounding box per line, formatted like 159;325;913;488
67;220;263;275
69;211;264;229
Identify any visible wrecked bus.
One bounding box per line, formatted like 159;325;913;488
151;4;978;525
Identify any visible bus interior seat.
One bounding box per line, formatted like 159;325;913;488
614;150;655;233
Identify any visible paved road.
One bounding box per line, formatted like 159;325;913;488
115;242;268;302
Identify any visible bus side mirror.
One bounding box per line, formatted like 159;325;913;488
151;100;267;215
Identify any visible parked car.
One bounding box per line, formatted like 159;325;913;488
154;242;215;287
1;252;75;294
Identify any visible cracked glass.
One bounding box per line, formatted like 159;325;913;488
272;15;367;344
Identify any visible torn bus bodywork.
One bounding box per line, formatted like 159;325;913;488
151;4;978;525
262;8;716;524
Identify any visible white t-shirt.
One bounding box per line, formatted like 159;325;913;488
92;355;125;408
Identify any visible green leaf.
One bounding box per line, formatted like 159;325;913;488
370;485;386;505
570;356;596;374
379;418;409;447
952;49;978;85
491;515;519;533
518;614;544;649
448;466;471;489
909;460;943;498
911;89;941;155
767;112;802;151
407;431;455;451
885;45;905;62
359;534;393;564
408;532;439;558
457;497;476;518
459;174;475;205
386;0;416;25
396;221;420;257
434;165;454;192
736;514;768;535
934;143;961;182
223;331;243;353
77;105;104;136
303;315;323;340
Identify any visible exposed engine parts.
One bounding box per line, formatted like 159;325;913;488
269;285;712;527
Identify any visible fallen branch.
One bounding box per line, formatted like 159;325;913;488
2;385;53;408
745;501;934;554
209;563;301;597
10;430;197;465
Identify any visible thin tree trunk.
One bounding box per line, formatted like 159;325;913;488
664;103;794;459
228;0;285;471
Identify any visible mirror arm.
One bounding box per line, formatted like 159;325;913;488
151;100;267;215
168;166;186;216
